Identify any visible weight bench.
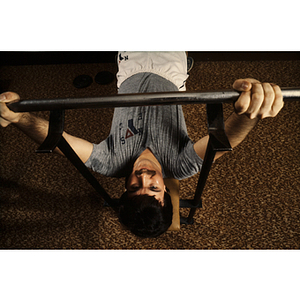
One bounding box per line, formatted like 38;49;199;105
9;87;300;227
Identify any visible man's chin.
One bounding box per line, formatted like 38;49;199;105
134;160;156;170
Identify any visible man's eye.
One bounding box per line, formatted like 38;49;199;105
130;186;140;191
150;186;159;191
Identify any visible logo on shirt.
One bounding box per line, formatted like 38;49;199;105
119;53;128;63
119;114;143;145
125;119;138;139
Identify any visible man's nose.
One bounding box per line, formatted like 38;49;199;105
135;173;152;190
139;172;150;184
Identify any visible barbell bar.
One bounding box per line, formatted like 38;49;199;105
8;87;300;113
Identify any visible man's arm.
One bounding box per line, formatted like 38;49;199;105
193;78;284;160
0;92;93;163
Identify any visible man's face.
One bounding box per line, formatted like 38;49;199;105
126;158;166;205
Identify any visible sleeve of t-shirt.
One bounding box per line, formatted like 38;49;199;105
173;142;203;180
84;139;112;176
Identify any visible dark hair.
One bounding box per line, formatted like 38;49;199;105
118;191;173;238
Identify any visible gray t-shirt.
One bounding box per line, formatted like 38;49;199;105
85;72;203;180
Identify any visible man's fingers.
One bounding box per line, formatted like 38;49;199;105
234;80;284;120
234;82;265;118
0;116;11;127
234;91;251;114
270;84;284;117
233;79;252;92
232;78;260;92
258;83;276;119
247;83;265;119
0;92;22;127
0;102;12;127
0;92;20;103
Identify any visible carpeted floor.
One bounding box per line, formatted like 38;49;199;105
0;53;299;249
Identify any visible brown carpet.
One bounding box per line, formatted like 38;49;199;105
0;54;299;249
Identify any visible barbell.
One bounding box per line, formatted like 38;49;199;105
8;87;300;112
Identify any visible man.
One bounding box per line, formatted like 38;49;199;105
0;52;284;237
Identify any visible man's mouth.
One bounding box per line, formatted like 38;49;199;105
135;169;156;177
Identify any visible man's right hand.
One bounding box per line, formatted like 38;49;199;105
0;92;22;127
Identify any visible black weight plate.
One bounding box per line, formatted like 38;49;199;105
73;75;93;89
95;71;114;85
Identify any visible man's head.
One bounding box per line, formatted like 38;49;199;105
118;155;173;237
118;191;173;238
